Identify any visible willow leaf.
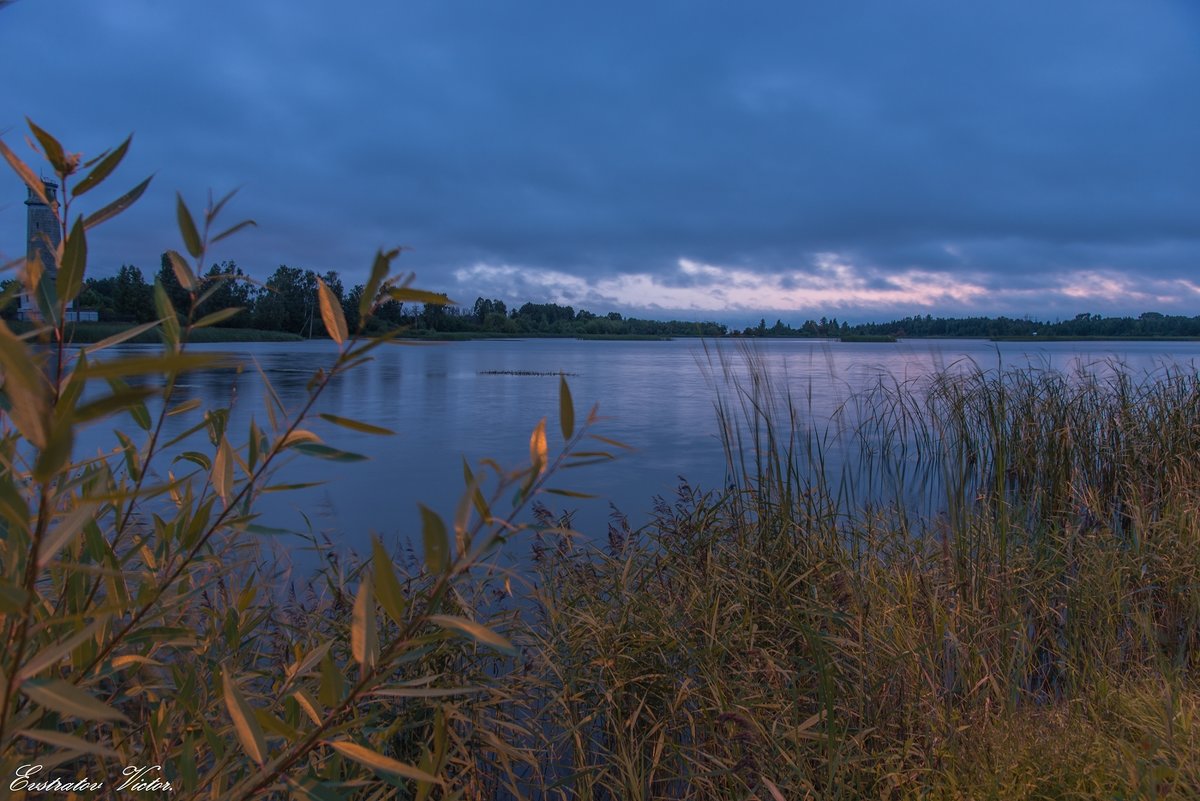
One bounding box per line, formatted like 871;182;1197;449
327;740;442;784
223;666;267;765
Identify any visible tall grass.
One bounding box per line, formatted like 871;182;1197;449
527;343;1200;799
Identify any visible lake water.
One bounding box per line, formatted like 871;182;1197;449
78;338;1200;566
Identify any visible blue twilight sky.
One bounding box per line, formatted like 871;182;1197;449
1;0;1198;325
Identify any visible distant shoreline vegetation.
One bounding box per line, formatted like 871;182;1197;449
3;259;1196;342
839;333;898;343
6;320;304;343
740;311;1200;340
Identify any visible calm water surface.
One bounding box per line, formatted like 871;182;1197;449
77;338;1200;564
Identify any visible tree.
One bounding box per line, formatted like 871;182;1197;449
254;265;316;334
157;251;192;311
343;284;364;332
113;264;155;322
195;261;254;326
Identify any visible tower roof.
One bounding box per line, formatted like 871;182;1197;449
25;178;59;206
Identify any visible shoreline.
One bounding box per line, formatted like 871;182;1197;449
12;320;1200;345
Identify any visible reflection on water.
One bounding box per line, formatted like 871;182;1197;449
75;338;1200;564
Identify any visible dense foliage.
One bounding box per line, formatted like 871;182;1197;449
3;265;728;338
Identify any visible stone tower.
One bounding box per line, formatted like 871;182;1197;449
19;178;61;320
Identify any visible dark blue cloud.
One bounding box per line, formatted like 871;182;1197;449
1;0;1197;321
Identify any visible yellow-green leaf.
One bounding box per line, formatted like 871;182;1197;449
211;219;257;244
255;708;301;742
530;417;548;475
27;118;71;176
0;320;49;448
292;443;367;462
427;614;518;656
420;505;448;574
559;375;575;440
21;679;129;722
167;249;197;292
590;433;634;451
32;423;73;483
284;641;332;685
318;653;343;707
360;249;396;321
292;688;322;725
351;576;378;669
19;616;107;680
316;277;348;346
84;175;152;230
74;386;157;424
327;740;442;785
318;413;394;436
0;136;50;206
72;134;131;197
544;488;598;499
37;502;98;569
193;307;244;328
279;429;322;448
168;398;202;417
385;288;452;306
111;654;162;670
462;458;491;523
82;320;161;354
208;186;240;222
57;215;86;304
372;537;408;625
223;666;267;765
369;687;484;699
212;436;233;504
176;194;202;259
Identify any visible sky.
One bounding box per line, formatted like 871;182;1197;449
1;0;1198;325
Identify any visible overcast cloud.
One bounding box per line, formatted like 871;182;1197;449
2;0;1197;324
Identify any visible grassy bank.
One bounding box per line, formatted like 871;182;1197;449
397;330;673;341
521;349;1200;799
991;335;1200;342
840;333;898;342
7;320;304;342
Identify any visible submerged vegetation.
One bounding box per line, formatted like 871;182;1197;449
3;121;1200;800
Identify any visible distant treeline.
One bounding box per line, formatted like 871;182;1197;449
3;258;1194;340
0;256;727;337
739;312;1200;339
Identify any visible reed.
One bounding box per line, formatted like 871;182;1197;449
526;343;1200;799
